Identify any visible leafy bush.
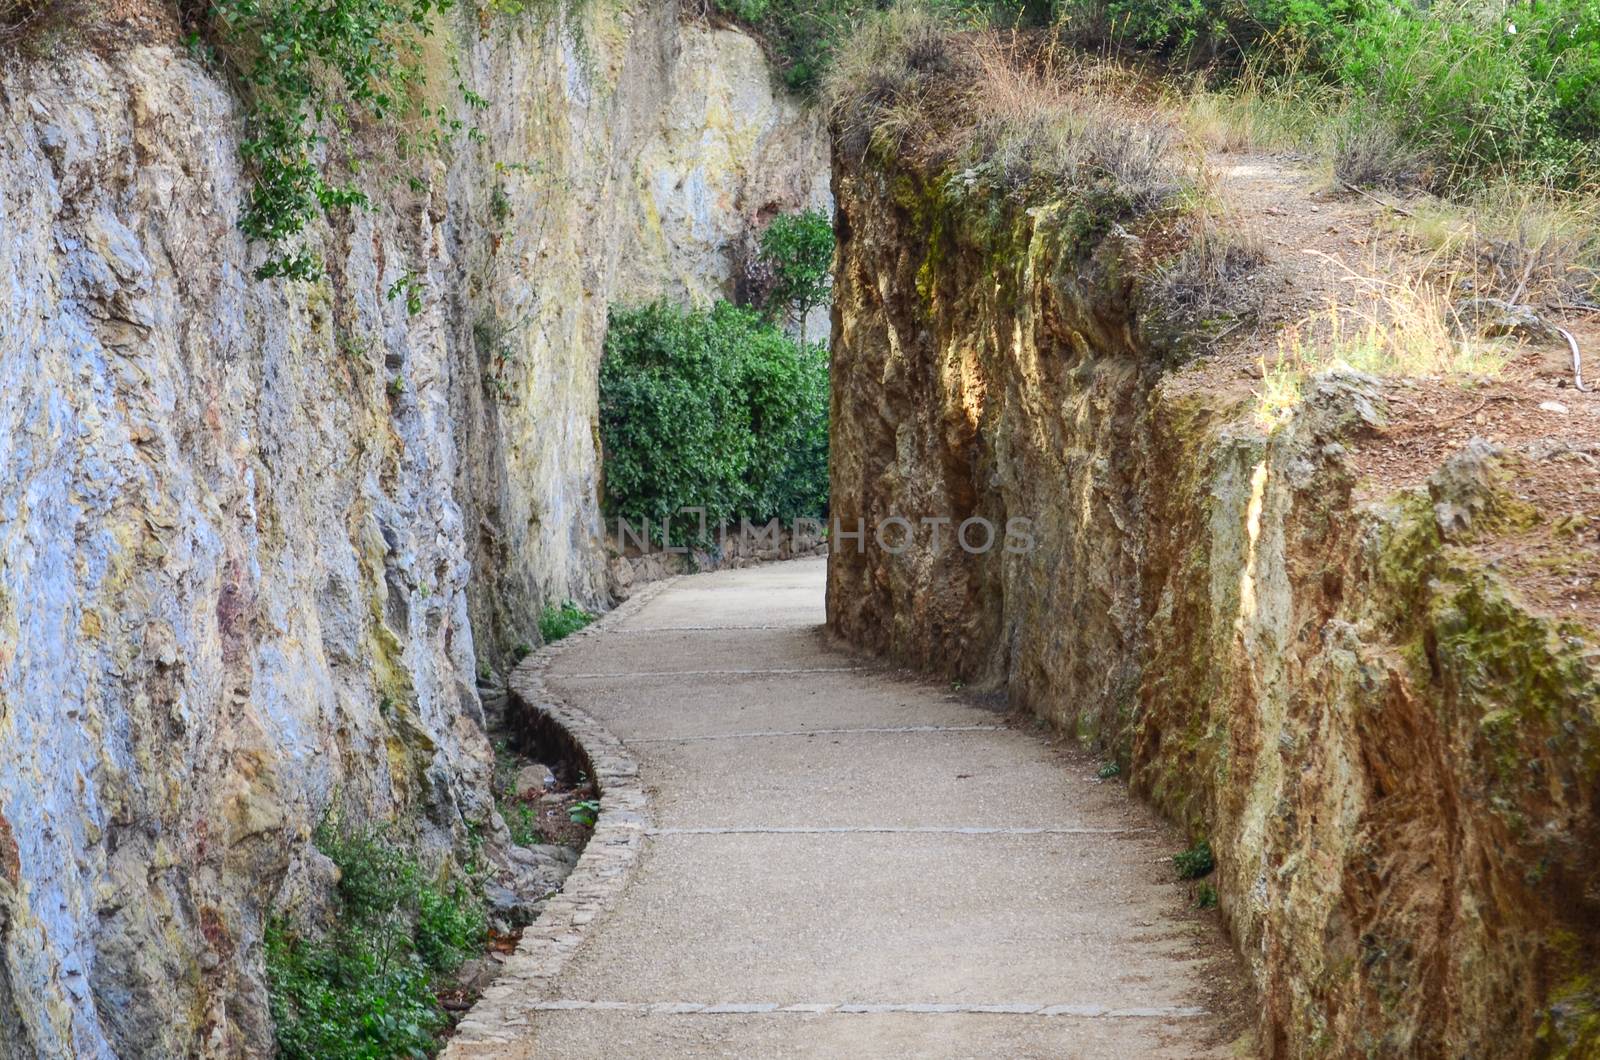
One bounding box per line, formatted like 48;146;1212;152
267;820;486;1059
1173;838;1216;879
1062;0;1600;187
537;601;593;643
600;300;829;542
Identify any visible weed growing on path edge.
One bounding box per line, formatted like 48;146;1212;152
538;601;593;643
266;818;487;1058
1097;761;1121;779
567;799;600;827
1173;839;1215;880
1195;882;1218;909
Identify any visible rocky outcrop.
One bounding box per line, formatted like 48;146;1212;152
827;136;1600;1054
0;4;826;1055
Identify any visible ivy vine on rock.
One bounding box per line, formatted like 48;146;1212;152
187;0;484;280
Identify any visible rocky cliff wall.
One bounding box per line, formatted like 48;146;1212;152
827;151;1600;1055
0;6;826;1055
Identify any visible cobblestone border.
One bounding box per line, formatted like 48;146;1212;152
444;581;676;1053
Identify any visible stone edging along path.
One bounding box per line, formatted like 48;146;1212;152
444;580;677;1053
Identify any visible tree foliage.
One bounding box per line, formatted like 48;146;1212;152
758;208;835;344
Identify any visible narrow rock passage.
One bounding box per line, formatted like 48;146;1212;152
460;558;1245;1058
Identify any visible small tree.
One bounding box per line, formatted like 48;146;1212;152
758;208;834;345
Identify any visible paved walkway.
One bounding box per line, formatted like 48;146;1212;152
464;558;1245;1058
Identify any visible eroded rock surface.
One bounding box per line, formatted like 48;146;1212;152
827;138;1600;1056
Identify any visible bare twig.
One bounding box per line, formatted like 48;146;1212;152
1339;180;1415;218
1507;245;1540;307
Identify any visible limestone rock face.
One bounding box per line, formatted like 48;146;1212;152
827;147;1600;1056
452;7;831;655
0;5;826;1055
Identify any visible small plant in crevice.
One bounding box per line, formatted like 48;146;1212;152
489;183;513;225
475;314;528;404
538;601;593;643
567;799;600;827
511;641;533;663
387;271;426;317
1173;838;1215;880
1194;882;1219;909
1096;760;1121;779
505;800;548;847
266;817;486;1059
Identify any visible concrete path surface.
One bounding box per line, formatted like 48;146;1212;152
464;557;1248;1058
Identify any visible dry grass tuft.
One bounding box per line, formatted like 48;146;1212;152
1154;213;1267;324
1333;114;1431;192
827;10;1187;215
1177;59;1339;157
1253;252;1511;428
828;9;1281;346
822;3;959;161
1399;183;1600;305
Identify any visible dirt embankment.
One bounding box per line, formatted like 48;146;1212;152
825;38;1600;1057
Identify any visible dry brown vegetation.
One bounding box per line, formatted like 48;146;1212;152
0;0;76;48
824;10;1183;199
823;9;1269;336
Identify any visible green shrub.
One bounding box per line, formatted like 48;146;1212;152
599;300;829;543
1063;0;1600;187
1173;838;1216;879
266;820;486;1059
538;601;593;643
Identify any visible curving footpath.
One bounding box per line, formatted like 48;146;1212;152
449;558;1246;1058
